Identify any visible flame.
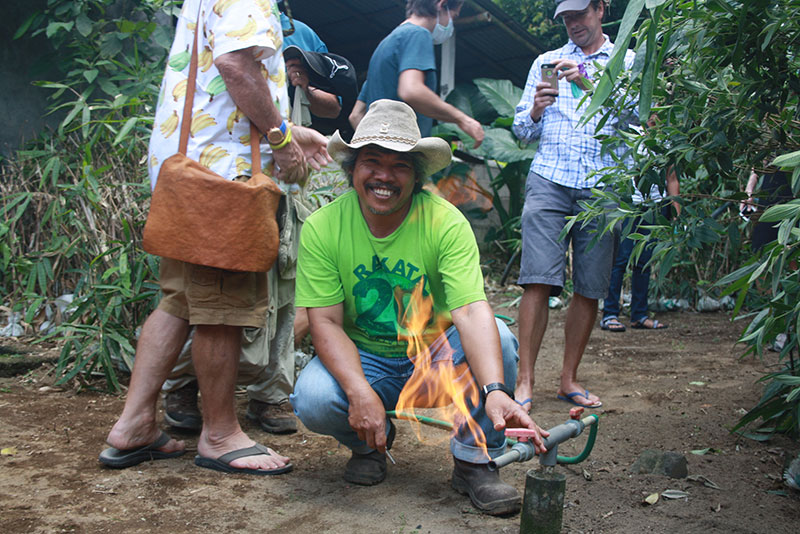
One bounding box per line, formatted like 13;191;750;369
394;281;489;457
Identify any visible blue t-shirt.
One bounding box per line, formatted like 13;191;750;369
358;23;437;135
281;13;328;52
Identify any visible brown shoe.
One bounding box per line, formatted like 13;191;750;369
163;381;202;432
451;457;521;515
246;399;297;434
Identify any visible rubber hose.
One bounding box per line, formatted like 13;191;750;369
494;313;516;326
386;411;598;464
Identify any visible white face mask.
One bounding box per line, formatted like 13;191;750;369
432;7;454;44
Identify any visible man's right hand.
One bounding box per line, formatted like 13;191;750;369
272;137;308;184
347;387;389;453
458;115;484;149
530;82;558;122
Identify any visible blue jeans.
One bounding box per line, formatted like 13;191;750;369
290;318;519;464
603;220;653;324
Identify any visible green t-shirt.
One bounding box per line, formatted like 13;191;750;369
296;190;486;357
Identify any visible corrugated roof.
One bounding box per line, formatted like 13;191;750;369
288;0;545;88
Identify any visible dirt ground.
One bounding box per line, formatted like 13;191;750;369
2;292;799;533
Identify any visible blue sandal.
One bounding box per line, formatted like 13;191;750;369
556;390;602;409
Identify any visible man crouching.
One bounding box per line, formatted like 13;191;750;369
290;99;548;515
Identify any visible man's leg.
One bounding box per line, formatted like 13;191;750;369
558;293;601;406
514;283;550;405
292;352;403;485
563;186;616;407
192;324;289;471
245;198;303;433
292;354;404;452
601;232;628;325
514;172;572;405
244;297;297;434
161;331;202;431
441;319;523;516
105;309;190;453
630;224;654;325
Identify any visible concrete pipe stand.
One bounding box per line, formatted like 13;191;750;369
519;468;566;534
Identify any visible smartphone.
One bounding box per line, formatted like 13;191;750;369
541;63;559;92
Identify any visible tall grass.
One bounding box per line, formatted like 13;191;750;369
1;0;177;390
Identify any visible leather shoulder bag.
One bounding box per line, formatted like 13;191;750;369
142;6;282;272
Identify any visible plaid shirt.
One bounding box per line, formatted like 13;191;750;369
513;37;637;189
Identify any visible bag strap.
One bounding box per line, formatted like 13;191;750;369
178;1;262;174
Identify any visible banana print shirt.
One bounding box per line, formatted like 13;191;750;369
148;0;289;189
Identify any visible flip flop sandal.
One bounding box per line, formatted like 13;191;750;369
99;430;185;468
556;389;603;409
515;398;532;413
600;317;626;332
631;318;668;330
194;443;293;476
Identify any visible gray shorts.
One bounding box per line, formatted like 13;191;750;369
517;172;614;299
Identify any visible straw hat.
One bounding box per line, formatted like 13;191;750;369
327;99;452;177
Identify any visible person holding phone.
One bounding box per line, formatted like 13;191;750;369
511;0;637;410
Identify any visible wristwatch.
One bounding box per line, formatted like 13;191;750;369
266;120;291;149
481;382;514;401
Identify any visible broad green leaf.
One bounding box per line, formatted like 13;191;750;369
75;13;93;37
481;128;537;163
46;21;74;39
99;33;123;58
83;69;98;84
474;78;521;118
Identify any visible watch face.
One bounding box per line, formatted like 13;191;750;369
267;128;285;145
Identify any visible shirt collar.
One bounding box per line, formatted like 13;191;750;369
566;34;613;59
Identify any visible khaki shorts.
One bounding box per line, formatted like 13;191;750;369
157;257;268;328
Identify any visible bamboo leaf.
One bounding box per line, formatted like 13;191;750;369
760;202;800;223
771;150;800;169
13;12;39;40
582;0;645;123
113;117;139;146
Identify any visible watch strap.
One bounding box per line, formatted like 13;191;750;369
269;125;292;150
481;382;514;400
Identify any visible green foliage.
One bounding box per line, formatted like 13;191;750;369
1;0;177;390
572;0;800;437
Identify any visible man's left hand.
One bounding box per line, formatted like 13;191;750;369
553;59;591;90
485;390;549;454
